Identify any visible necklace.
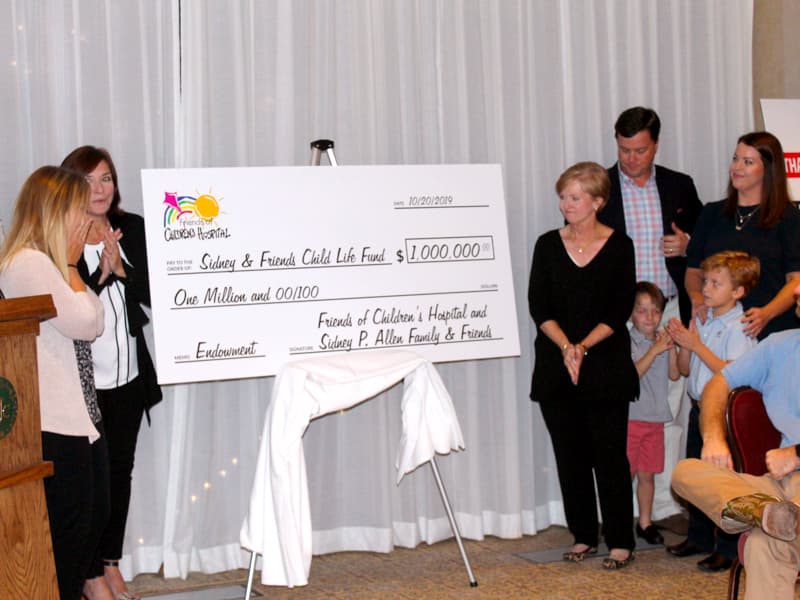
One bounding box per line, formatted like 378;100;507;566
735;205;760;231
570;228;596;253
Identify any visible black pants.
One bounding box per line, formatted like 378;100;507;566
42;426;110;600
539;389;635;551
685;402;738;558
96;376;146;562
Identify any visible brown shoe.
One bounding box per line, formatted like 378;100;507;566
602;551;635;570
721;493;799;541
562;546;598;562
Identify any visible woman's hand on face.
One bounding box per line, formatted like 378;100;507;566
741;306;770;338
67;218;92;264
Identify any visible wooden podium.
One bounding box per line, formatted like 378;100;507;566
0;294;59;599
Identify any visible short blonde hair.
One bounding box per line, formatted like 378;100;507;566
700;251;761;296
0;166;91;280
555;161;610;211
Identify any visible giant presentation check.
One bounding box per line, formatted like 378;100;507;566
141;164;520;384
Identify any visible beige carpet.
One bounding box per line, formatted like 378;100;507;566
127;520;797;599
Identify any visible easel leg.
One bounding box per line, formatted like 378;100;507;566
429;457;478;586
244;551;257;599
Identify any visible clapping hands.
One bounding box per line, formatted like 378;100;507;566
97;226;124;284
652;328;675;354
665;317;700;352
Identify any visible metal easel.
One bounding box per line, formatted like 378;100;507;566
243;140;477;598
309;138;338;166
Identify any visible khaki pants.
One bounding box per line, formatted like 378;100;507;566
672;458;800;600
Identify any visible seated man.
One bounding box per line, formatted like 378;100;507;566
671;283;800;600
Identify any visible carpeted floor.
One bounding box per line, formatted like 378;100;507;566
127;517;798;599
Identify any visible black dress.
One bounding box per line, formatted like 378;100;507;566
528;228;638;550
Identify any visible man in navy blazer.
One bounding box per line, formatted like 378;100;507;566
600;107;703;325
600;106;704;562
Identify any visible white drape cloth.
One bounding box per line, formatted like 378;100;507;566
240;350;464;587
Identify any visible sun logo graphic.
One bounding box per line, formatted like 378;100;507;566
162;191;223;226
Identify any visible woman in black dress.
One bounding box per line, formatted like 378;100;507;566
529;162;639;569
685;131;800;339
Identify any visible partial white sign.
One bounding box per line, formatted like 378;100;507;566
141;164;520;384
761;98;800;200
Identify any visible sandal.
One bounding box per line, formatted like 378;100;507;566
602;551;635;570
103;560;142;600
562;545;598;562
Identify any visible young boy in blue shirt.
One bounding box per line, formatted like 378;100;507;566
665;250;760;571
628;282;680;546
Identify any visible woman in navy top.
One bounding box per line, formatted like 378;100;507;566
685;131;800;340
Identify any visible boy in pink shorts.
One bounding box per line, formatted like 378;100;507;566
628;282;679;545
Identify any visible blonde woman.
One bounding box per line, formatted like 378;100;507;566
528;162;639;569
0;166;106;600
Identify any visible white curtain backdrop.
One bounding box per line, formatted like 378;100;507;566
0;0;753;580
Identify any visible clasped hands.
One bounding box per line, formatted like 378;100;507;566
561;343;585;385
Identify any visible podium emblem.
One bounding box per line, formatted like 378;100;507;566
0;376;17;439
